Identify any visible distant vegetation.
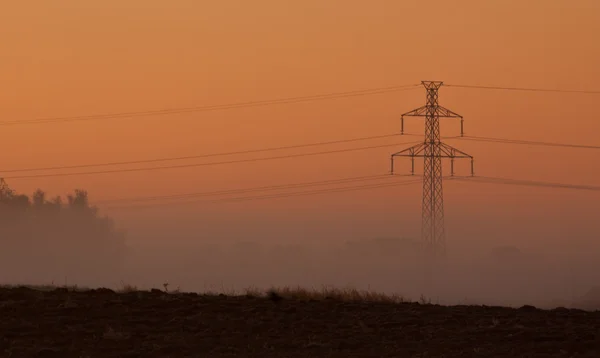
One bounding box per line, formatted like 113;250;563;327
0;181;128;285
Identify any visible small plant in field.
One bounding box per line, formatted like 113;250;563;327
243;286;263;298
267;290;283;302
264;286;405;304
419;294;431;305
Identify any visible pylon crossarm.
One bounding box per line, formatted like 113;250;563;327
390;142;427;157
401;106;463;135
435;105;463;119
439;143;473;159
391;143;471;159
404;153;471;159
401;105;463;119
390;143;427;175
401;105;428;118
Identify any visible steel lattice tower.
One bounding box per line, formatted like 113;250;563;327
390;81;474;259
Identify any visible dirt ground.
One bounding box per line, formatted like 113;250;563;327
1;287;599;357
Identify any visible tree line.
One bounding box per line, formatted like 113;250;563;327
0;180;128;285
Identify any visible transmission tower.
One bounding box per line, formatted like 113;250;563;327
390;81;473;259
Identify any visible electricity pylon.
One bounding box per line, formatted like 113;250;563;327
390;81;473;259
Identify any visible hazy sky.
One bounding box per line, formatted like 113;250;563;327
2;0;600;249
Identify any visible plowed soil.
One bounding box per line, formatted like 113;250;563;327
1;287;599;357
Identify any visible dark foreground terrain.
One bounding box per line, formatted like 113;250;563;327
1;287;599;357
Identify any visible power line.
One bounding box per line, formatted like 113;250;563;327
401;133;600;151
448;175;600;192
448;135;600;150
12;130;598;177
103;173;600;211
445;84;600;94
1;133;402;173
4;140;421;180
97;173;407;205
103;177;423;210
0;84;420;127
202;178;422;203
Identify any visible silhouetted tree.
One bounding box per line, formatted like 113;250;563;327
0;182;129;285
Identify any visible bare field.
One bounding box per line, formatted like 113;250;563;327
1;286;599;357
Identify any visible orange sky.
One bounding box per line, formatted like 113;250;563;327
2;0;600;247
